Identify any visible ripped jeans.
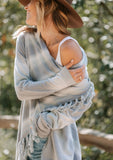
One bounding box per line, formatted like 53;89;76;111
26;134;48;160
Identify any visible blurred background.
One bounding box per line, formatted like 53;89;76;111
0;0;113;159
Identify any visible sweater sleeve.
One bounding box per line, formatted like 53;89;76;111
14;33;76;101
33;81;95;138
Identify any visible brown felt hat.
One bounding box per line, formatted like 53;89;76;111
18;0;83;28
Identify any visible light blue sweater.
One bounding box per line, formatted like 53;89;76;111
14;31;95;160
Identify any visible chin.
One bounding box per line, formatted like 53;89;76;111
26;20;31;25
26;20;36;26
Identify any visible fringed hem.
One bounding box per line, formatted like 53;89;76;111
43;81;95;113
16;134;47;160
15;82;95;160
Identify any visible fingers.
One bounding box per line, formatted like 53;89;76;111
65;62;86;83
65;59;75;69
69;66;85;76
65;59;85;72
68;66;85;83
72;74;85;83
74;72;85;79
70;65;85;74
75;73;85;80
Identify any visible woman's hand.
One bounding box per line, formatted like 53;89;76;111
65;59;85;83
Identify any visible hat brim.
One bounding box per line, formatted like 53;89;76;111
18;0;83;28
18;0;31;6
57;0;83;28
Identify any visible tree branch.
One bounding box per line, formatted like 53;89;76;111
100;2;113;16
0;115;113;153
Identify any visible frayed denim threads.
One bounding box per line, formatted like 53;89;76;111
26;134;48;160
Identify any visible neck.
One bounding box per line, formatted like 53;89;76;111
37;14;67;48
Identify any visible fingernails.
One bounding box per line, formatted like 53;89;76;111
71;59;74;63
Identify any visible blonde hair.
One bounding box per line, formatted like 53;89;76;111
13;0;71;39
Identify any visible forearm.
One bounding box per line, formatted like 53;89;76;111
14;66;76;101
14;32;76;101
35;82;95;138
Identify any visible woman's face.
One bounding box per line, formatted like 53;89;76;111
24;0;37;25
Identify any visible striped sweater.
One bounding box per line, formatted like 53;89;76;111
14;31;95;160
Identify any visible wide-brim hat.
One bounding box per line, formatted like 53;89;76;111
18;0;83;28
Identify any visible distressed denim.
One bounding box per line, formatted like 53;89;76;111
26;135;48;160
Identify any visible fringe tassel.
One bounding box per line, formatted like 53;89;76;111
16;134;41;160
16;82;95;160
44;82;95;113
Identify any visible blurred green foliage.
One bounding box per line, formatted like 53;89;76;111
0;0;26;115
0;0;113;159
0;129;17;160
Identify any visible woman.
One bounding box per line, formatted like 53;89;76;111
13;0;95;160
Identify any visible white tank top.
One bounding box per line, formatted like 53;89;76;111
55;36;88;79
56;36;83;66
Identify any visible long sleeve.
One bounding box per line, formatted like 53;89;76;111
34;81;95;138
14;33;76;101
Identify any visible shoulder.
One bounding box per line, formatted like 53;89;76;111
16;31;34;48
16;32;26;45
60;39;83;66
16;31;35;42
16;32;27;56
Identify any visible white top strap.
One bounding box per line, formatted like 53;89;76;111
59;36;80;48
56;36;82;66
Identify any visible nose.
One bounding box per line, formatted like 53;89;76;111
24;5;28;10
24;1;31;10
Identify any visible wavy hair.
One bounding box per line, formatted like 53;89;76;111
13;0;71;38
